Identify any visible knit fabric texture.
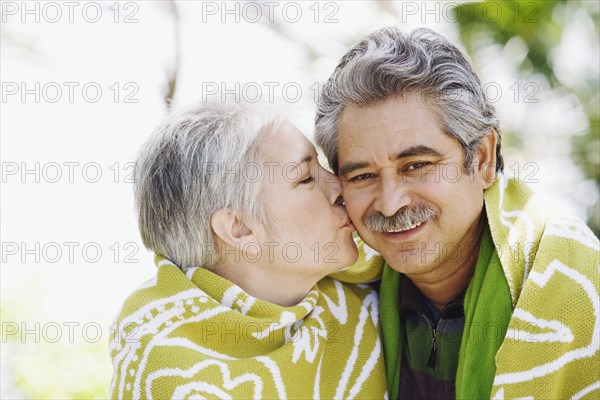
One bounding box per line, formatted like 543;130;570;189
380;174;600;399
109;255;388;399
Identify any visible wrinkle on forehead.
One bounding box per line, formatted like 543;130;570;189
337;94;445;162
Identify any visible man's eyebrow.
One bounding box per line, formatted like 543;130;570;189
339;146;443;177
396;145;443;159
339;161;369;178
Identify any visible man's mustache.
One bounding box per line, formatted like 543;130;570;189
363;203;438;232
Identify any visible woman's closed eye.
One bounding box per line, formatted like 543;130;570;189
299;175;314;184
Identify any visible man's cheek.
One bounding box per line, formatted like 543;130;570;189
346;207;363;226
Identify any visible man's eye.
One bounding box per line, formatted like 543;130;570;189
406;162;429;171
299;176;314;184
349;173;375;182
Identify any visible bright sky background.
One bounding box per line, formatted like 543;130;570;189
1;1;598;397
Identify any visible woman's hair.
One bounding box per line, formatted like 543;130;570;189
315;26;503;174
134;100;281;269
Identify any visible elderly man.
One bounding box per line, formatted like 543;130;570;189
315;27;599;399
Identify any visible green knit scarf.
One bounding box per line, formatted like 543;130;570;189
380;175;600;399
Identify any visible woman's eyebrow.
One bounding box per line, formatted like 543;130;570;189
288;154;313;174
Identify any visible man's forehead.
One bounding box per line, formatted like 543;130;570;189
337;118;428;159
338;122;417;144
338;96;443;144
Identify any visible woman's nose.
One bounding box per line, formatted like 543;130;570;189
319;167;343;206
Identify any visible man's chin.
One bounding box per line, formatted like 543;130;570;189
381;250;433;275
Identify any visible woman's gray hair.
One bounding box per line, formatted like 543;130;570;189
134;100;281;270
315;26;503;174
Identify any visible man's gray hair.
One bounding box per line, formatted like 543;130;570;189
315;26;503;174
134;101;281;269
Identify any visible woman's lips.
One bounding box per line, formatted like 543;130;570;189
341;217;355;230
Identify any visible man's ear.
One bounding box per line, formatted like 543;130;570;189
475;128;498;189
211;209;254;247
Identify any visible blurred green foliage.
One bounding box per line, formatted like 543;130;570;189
1;294;111;398
453;0;600;236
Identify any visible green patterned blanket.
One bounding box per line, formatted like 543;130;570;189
380;175;600;398
110;256;387;399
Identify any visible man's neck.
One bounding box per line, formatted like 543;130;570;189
406;216;486;312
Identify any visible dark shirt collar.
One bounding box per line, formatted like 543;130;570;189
399;275;465;323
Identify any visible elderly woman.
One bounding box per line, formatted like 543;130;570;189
109;101;387;399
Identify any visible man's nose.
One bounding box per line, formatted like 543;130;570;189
373;173;411;217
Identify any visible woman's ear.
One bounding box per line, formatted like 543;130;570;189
475;128;498;189
211;209;254;247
